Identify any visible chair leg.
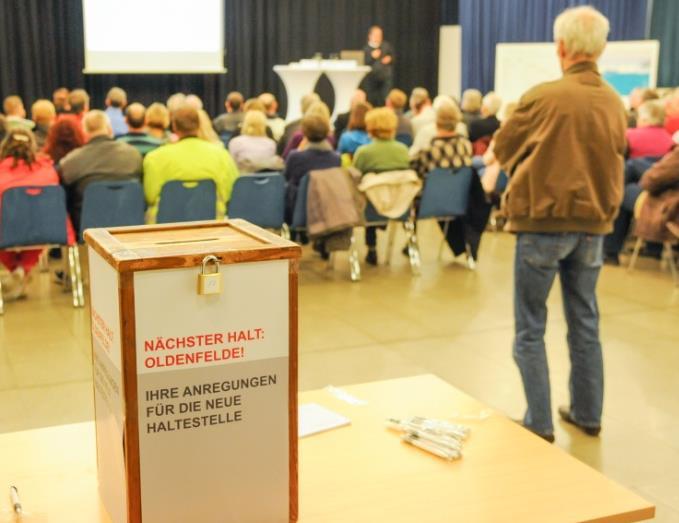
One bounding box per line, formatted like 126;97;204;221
280;223;291;241
385;221;397;266
404;219;421;276
465;244;477;271
349;231;361;282
628;237;643;273
68;246;85;308
39;250;49;273
438;220;450;261
664;241;678;286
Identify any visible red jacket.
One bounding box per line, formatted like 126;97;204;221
0;155;76;245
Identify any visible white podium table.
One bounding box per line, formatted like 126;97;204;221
274;60;371;122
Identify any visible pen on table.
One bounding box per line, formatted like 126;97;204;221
10;485;22;515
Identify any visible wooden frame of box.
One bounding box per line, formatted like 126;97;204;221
85;220;301;523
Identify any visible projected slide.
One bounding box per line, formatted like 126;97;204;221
82;0;225;74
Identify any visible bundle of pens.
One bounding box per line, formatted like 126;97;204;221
386;417;470;461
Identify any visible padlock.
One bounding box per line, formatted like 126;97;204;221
197;255;222;295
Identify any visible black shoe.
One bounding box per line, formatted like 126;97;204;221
365;249;378;266
603;253;620;266
558;406;601;437
512;419;554;443
401;245;409;257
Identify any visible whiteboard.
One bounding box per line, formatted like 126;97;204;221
494;40;660;110
438;26;462;101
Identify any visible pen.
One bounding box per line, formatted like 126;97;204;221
402;434;461;460
10;485;22;515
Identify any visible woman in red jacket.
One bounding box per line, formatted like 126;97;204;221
0;128;73;301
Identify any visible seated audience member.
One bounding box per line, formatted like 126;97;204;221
474;102;518;195
626;101;674;159
31;100;57;148
52;87;70;114
197;109;224;147
334;89;367;143
0;129;73;300
143;105;239;222
283;111;341;222
279;93;321;155
468;92;502;143
410;95;467;157
258;93;286;142
410;104;489;260
411;104;472;177
228;111;281;172
185;94;204;111
3;96;34;130
353;107;410;265
243;98;266;112
385;89;413;141
604;147;679;264
66;89;89;122
460;89;483;127
408;87;435;136
213;91;245;135
117;103;163;156
43;117;86;165
166;93;187;116
104;87;128;137
59;110;142;229
145;103;171;142
627;87;658;128
664;92;679;137
338;101;372;156
283;102;334;158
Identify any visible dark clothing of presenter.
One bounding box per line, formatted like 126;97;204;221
361;41;394;107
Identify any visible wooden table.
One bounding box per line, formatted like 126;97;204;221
0;375;655;523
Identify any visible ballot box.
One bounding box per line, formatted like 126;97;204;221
84;220;301;523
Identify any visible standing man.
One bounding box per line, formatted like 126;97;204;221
361;25;394;107
493;6;626;442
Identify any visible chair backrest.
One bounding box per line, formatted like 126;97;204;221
495;170;508;194
79;180;146;241
156;179;217;224
417;167;473;220
228;172;285;229
291;174;310;229
396;133;413;147
219;131;234;148
0;185;68;247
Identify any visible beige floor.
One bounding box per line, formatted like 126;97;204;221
1;223;678;521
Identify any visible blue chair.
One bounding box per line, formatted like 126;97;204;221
219;131;234;148
396;133;414;147
363;198;418;275
291;175;310;232
228;173;286;233
290;174;361;282
156;179;217;224
0;185;83;313
495;170;508;194
79;180;146;241
417;167;474;266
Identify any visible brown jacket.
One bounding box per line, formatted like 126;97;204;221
494;61;627;234
636;147;679;242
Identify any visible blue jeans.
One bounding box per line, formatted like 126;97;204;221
514;233;604;435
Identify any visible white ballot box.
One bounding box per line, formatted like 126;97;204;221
85;220;301;523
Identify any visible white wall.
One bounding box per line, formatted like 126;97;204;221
438;26;462;100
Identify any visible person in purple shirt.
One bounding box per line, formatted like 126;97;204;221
283;111;341;223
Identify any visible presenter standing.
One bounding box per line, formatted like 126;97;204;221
361;26;394;107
